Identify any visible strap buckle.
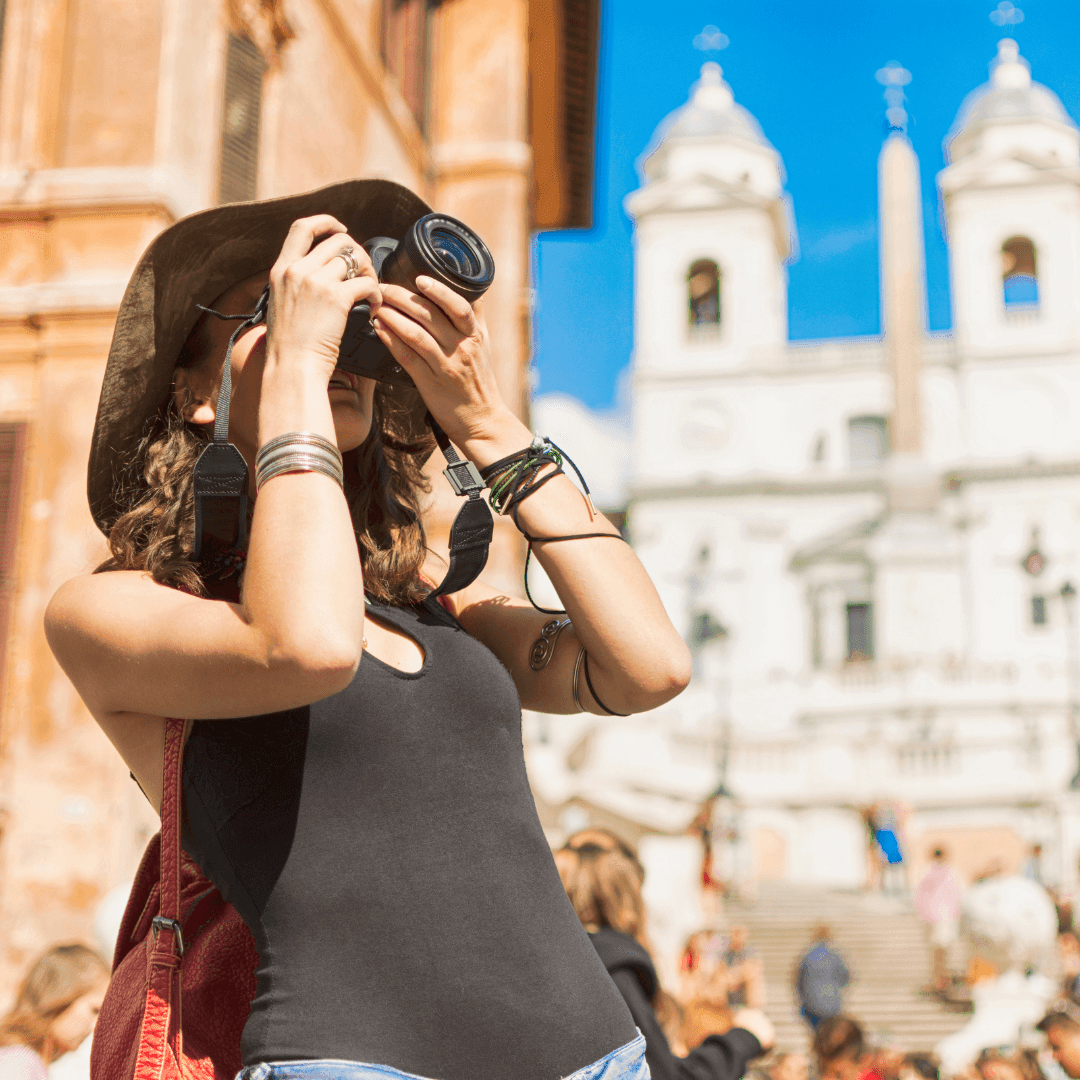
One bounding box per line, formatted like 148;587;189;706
443;459;484;497
152;915;185;957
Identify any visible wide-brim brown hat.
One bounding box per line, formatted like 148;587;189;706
88;177;433;535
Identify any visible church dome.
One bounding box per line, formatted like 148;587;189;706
947;39;1076;160
640;63;777;181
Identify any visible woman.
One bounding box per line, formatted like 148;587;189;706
555;836;773;1080
44;178;692;1080
0;945;109;1080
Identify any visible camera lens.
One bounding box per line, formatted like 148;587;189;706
380;214;494;303
429;228;481;278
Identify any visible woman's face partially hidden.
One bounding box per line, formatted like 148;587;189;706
172;270;378;474
47;976;108;1057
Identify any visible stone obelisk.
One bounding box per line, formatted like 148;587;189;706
876;63;935;508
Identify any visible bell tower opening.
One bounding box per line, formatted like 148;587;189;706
687;259;721;336
1001;236;1039;313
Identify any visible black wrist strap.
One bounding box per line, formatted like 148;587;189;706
425;413;493;598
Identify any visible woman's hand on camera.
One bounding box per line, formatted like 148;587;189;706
266;215;382;382
372;277;521;451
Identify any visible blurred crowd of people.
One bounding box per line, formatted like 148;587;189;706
9;828;1080;1080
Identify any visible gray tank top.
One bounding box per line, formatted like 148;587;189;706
181;595;635;1078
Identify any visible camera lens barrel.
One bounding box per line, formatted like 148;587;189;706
380;214;495;302
337;213;494;384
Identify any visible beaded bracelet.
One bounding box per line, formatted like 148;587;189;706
480;434;627;614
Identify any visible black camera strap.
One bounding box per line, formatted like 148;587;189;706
191;286;269;562
425;413;493;598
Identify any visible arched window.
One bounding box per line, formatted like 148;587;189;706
687;259;721;332
1002;236;1039;310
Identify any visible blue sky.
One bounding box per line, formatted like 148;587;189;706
531;0;1080;410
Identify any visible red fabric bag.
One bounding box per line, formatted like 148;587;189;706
91;718;259;1080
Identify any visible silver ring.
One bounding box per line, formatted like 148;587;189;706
333;247;359;280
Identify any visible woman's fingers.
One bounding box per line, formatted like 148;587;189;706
415;276;479;337
378;284;458;354
379;280;480;355
312;242;382;312
372;316;434;381
307;231;375;277
373;305;441;371
274;215;347;268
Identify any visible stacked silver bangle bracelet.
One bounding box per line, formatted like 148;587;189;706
255;432;344;491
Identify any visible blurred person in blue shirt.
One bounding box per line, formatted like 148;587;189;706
795;925;850;1029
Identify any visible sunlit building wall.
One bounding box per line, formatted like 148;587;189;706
0;0;600;992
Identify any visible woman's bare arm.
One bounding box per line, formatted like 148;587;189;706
46;215;375;723
376;279;692;716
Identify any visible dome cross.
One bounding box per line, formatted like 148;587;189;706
989;2;1024;28
876;61;912;133
693;24;729;52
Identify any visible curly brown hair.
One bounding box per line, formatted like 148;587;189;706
95;316;434;605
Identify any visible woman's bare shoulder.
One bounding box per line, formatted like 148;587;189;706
45;570;194;651
49;568;175;615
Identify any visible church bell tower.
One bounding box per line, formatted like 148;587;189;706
939;39;1080;355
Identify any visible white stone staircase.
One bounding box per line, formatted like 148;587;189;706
727;884;974;1052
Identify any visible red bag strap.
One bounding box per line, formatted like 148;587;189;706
155;718;186;953
128;717;187;1079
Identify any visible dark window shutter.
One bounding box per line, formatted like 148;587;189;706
0;423;27;700
560;0;600;229
218;34;265;205
380;0;436;130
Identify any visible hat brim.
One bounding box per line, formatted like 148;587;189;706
88;177;433;534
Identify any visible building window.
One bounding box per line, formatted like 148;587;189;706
218;35;265;205
848;416;888;466
687;259;721;332
1032;595;1048;626
381;0;435;131
846;602;873;662
1002;236;1039;310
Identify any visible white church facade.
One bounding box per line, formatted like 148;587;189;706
527;39;1080;908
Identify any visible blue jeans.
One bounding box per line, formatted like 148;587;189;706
235;1033;650;1080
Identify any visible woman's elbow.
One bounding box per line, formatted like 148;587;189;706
270;631;362;694
625;642;693;712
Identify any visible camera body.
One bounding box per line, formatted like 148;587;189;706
337;213;494;386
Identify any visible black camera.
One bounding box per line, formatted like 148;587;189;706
337;213;495;385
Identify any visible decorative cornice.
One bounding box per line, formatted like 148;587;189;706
0;166;198;220
944;459;1080;489
0;280;127;318
630;472;888;502
432;140;532;181
628;458;1080;505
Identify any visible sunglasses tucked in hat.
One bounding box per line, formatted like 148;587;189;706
87;178;432;535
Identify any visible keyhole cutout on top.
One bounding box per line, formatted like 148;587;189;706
362;610;426;673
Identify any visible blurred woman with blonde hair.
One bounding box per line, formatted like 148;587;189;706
0;944;109;1080
556;833;774;1080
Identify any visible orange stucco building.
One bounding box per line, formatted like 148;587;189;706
0;0;598;994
